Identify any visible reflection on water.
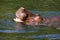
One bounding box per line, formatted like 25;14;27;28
15;23;26;30
0;11;60;40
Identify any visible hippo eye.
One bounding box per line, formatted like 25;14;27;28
20;13;24;16
19;13;25;17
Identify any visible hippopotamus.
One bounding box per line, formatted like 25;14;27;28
14;7;60;26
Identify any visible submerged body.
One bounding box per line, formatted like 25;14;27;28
24;16;60;25
42;16;60;26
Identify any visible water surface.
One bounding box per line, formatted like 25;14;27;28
0;11;60;40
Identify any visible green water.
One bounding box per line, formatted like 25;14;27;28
0;0;60;40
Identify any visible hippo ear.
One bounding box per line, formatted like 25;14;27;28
20;7;25;10
19;7;25;13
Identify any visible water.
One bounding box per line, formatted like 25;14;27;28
0;11;60;40
0;0;60;40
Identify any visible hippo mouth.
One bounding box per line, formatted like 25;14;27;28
13;17;23;22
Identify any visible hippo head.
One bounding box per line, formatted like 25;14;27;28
14;7;43;25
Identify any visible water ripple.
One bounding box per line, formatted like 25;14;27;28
16;34;60;39
0;30;37;33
